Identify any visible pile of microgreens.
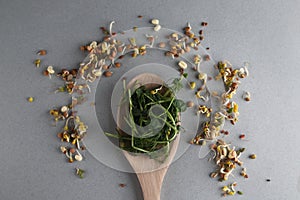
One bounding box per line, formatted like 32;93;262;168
105;76;186;160
34;17;254;196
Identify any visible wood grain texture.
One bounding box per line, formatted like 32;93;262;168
119;73;180;200
124;135;179;200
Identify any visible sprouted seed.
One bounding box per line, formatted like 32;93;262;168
243;91;251;101
34;59;41;67
75;168;85;179
38;18;252;196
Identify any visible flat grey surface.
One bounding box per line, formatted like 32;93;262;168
1;0;300;199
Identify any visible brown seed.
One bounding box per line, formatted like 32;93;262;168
204;55;210;61
102;65;109;70
57;132;63;139
158;42;166;48
115;62;121;68
186;101;194;108
138;15;143;18
103;71;112;77
43;70;49;76
201;22;208;26
249;154;256;159
239;134;245;139
119;183;126;188
206;47;210;50
199;36;204;41
67;74;73;81
70;69;78;76
69;148;76;154
184;27;191;32
37;50;47;56
244;97;251;101
80;46;86;51
199;30;203;35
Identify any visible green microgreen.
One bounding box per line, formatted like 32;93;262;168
105;77;186;159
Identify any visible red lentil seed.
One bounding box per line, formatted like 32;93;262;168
239;134;245;139
119;183;126;188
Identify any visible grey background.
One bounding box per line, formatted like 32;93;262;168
1;0;300;199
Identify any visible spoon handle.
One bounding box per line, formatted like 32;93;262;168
137;167;168;200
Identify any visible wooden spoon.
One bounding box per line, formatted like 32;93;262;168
117;73;180;200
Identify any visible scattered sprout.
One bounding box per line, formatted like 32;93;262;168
75;168;85;179
27;97;34;102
